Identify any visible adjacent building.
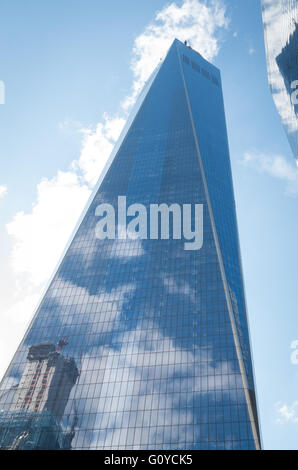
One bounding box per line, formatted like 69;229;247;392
0;39;261;450
262;0;298;161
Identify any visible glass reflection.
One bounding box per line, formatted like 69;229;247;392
262;0;298;161
0;39;260;450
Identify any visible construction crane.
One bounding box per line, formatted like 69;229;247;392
56;338;68;352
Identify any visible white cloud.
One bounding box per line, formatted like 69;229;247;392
0;289;41;383
0;185;7;199
6;171;91;287
72;115;125;187
0;0;229;381
69;324;241;448
275;401;298;424
49;278;135;335
107;238;145;259
163;276;196;304
122;0;229;111
242;150;298;195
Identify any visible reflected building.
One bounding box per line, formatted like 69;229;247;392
262;0;298;161
0;340;79;449
0;39;261;450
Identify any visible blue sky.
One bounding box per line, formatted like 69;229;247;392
0;0;298;450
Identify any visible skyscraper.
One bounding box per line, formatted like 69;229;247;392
262;0;298;162
0;39;261;450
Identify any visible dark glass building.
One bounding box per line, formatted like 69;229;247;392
0;39;261;450
262;0;298;161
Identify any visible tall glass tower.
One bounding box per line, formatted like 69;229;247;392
262;0;298;162
0;39;261;450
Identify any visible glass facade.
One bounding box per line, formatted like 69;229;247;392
0;39;261;450
262;0;298;161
